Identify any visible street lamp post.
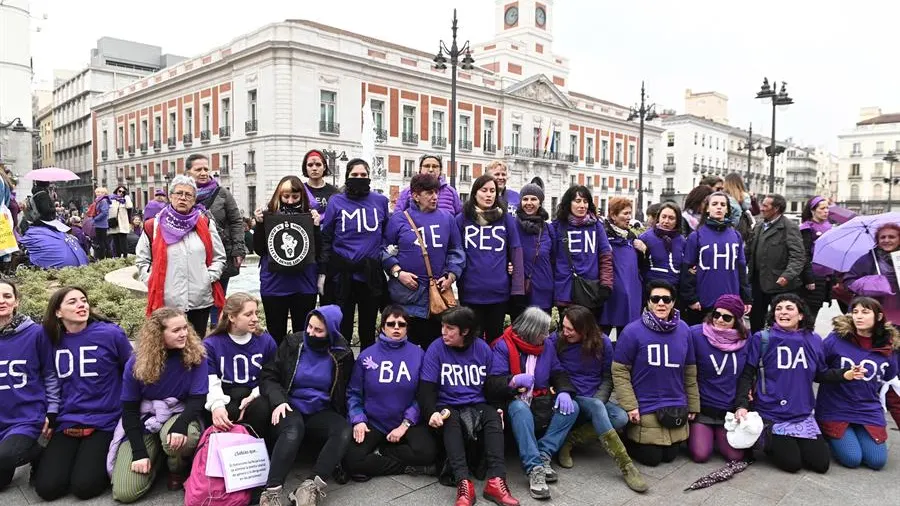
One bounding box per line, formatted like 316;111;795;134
883;150;899;212
321;149;348;186
626;81;658;215
433;9;474;189
737;123;762;191
755;79;793;194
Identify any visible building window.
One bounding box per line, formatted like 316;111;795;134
648;148;654;167
320;90;337;126
185;107;193;135
694;132;698;145
221;97;230;128
601;139;609;161
432;110;444;139
140;120;148;144
248;90;258;121
129;123;135;146
874;162;884;176
667;132;674;147
586;137;594;161
222;154;230;172
484;119;494;148
460;164;471;182
202;103;211;132
154;116;162;141
615;142;622;164
403;159;415;178
459;115;470;143
533;127;541;151
850;184;859;199
247;186;256;215
873;184;883;199
569;134;577;156
666;177;674;189
102;130;108;152
701;134;706;147
168;112;176;139
851;142;861;155
552;131;560;152
512;124;521;149
875;141;885;154
628;144;636;164
403;105;416;141
895;140;900;152
851;164;861;176
372;100;385;131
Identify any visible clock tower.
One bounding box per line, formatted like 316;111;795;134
495;0;554;44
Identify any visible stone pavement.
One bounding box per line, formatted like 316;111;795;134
4;303;897;505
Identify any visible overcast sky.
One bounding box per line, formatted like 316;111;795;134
29;0;899;150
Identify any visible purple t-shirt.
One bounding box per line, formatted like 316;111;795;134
204;332;277;388
689;325;750;412
121;352;209;403
320;192;389;282
683;225;747;307
551;220;612;305
0;322;56;440
548;332;614;398
613;319;695;414
815;334;897;427
456;212;522;305
421;338;492;407
55;321;132;431
638;229;685;287
745;328;827;424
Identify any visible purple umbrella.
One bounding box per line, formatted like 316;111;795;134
828;205;857;225
685;460;751;491
813;212;900;273
23;167;79;182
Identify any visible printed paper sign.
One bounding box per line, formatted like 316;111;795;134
205;432;259;478
220;441;270;492
892;251;900;291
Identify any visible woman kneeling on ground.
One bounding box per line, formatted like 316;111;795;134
344;305;437;480
551;305;646;492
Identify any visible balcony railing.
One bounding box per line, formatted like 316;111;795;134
615;161;623;169
167;137;177;149
459;140;473;151
402;132;419;145
153;140;161;151
504;146;574;162
647;164;655;173
375;129;387;143
693;163;700;173
101;150;108;160
220;163;229;176
200;130;211;142
628;163;636;171
116;148;124;158
432;136;447;149
245;120;258;134
585;157;595;166
664;163;676;173
219;126;231;139
139;143;148;154
319;121;340;135
849;174;862;180
484;143;496;154
850;151;862;158
127;146;135;156
661;187;676;196
564;154;577;163
183;134;193;146
614;186;622;192
601;158;609;167
460;174;472;182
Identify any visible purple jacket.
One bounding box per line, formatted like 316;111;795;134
20;225;90;269
845;248;900;325
395;176;462;215
600;225;644;327
515;218;555;310
143;200;166;222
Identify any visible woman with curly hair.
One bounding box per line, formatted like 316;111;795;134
110;307;208;503
204;293;277;439
33;287;132;501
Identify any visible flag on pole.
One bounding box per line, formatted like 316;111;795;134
549;128;557;154
543;121;552;151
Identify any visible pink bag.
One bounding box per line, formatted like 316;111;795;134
183;425;253;506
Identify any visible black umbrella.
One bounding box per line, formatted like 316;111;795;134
684;460;751;491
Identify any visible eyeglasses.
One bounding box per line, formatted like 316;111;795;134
649;295;674;305
306;162;324;168
712;311;735;323
384;320;408;328
171;191;196;199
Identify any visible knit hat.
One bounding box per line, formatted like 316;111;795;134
519;183;544;203
154;189;166;196
713;294;745;319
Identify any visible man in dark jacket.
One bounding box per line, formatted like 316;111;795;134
186;154;246;326
747;194;807;331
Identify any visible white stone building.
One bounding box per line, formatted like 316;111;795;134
784;145;818;216
91;0;664;215
836;107;900;213
0;0;33;183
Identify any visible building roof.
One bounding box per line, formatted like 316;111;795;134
856;113;900;126
285;19;434;59
567;91;628;110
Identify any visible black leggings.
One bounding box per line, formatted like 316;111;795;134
766;434;830;473
221;386;272;442
338;280;381;349
343;425;437;477
261;294;318;345
33;430;113;500
267;409;351;487
442;404;506;483
94;228;109;259
465;302;507;344
408;316;443;350
111;233;128;258
0;434;39;490
186;307;211;336
625;440;680;467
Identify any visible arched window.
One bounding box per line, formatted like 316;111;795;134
850;184;860;199
873;184;884;199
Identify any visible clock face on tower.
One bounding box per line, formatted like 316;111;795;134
535;6;546;27
505;6;519;26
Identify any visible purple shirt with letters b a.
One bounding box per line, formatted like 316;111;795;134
121;352;209;403
613;319;695;414
420;338;492;407
55;321;132;431
815;334;897;428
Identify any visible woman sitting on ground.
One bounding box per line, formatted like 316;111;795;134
550;305;646;492
344;305;437;480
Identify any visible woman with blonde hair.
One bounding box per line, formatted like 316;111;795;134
204;293;277;439
110;307;208;503
253;175;320;343
487;160;520;212
722;173;752;238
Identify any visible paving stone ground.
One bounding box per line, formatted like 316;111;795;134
5;304;897;505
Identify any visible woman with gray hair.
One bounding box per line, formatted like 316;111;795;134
135;175;226;333
486;307;579;500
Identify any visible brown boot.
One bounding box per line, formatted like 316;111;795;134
600;429;648;493
559;423;598;469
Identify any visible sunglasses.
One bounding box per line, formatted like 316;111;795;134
649;295;674;305
712;311;735;323
384;320;407;328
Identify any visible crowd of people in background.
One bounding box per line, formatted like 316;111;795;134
0;152;898;506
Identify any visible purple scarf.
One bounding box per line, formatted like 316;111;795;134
641;308;681;333
156;205;202;245
196;178;219;204
568;212;598;227
702;322;747;352
653;226;681;252
110;193;126;204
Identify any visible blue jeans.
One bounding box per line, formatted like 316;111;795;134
507;399;580;473
827;424;888;470
575;396;628;433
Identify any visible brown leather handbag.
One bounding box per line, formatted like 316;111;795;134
403;211;457;316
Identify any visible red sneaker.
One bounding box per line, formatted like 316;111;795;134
455;479;476;506
483;477;519;506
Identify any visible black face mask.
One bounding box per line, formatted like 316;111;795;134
345;177;371;198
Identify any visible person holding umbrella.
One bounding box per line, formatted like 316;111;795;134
799;196;834;323
844;223;900;325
